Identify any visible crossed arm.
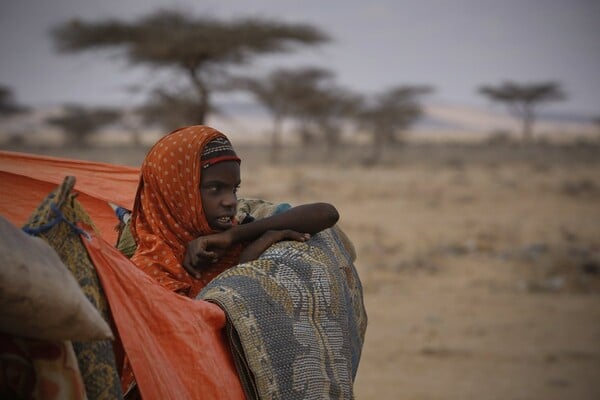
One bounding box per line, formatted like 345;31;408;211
182;202;339;278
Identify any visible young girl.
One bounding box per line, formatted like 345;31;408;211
129;125;339;298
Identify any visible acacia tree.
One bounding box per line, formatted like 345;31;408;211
0;85;28;117
137;88;211;132
478;81;565;141
51;9;329;126
291;85;360;156
0;85;29;143
237;67;335;162
357;85;432;163
45;104;121;146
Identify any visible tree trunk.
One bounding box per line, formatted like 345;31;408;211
131;129;143;147
324;123;340;158
187;67;209;124
299;121;313;148
365;129;384;165
522;106;534;143
271;114;283;164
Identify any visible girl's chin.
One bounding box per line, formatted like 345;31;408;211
210;222;233;232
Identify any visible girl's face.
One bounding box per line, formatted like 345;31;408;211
200;161;241;231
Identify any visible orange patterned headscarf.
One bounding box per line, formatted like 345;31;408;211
130;125;242;298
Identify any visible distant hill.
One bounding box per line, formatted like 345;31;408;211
415;104;597;135
1;101;597;145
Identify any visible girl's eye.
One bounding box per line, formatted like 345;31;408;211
202;184;219;192
201;183;239;194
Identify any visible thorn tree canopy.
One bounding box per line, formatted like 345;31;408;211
357;85;432;164
0;85;29;117
51;9;330;125
359;85;432;142
45;104;121;146
236;67;338;162
478;81;565;141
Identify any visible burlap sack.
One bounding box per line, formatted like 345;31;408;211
0;215;113;341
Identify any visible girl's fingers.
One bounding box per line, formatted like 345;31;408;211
281;230;310;242
182;259;202;279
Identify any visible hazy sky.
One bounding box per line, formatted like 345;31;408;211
1;0;599;115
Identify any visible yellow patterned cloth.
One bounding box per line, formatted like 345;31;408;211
22;182;123;400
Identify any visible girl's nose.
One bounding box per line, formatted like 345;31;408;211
222;192;237;207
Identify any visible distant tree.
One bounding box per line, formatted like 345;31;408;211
357;85;432;164
51;9;329;126
137;88;210;132
593;116;600;134
478;81;565;142
237;67;335;162
291;85;361;156
45;104;121;146
0;85;28;116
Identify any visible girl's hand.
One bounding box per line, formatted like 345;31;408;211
183;231;234;277
239;229;310;264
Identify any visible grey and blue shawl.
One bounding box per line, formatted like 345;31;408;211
199;226;367;399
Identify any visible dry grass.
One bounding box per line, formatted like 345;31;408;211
4;139;600;399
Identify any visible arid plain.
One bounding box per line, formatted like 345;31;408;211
3;137;600;400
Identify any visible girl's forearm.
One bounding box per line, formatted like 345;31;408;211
230;202;339;244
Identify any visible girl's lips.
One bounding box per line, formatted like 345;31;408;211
215;216;234;226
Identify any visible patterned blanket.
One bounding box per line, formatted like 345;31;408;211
21;177;124;399
199;226;367;399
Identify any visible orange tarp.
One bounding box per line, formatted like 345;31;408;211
0;150;140;243
0;150;245;399
83;226;244;400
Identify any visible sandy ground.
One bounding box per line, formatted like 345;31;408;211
239;144;600;400
3;139;600;399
